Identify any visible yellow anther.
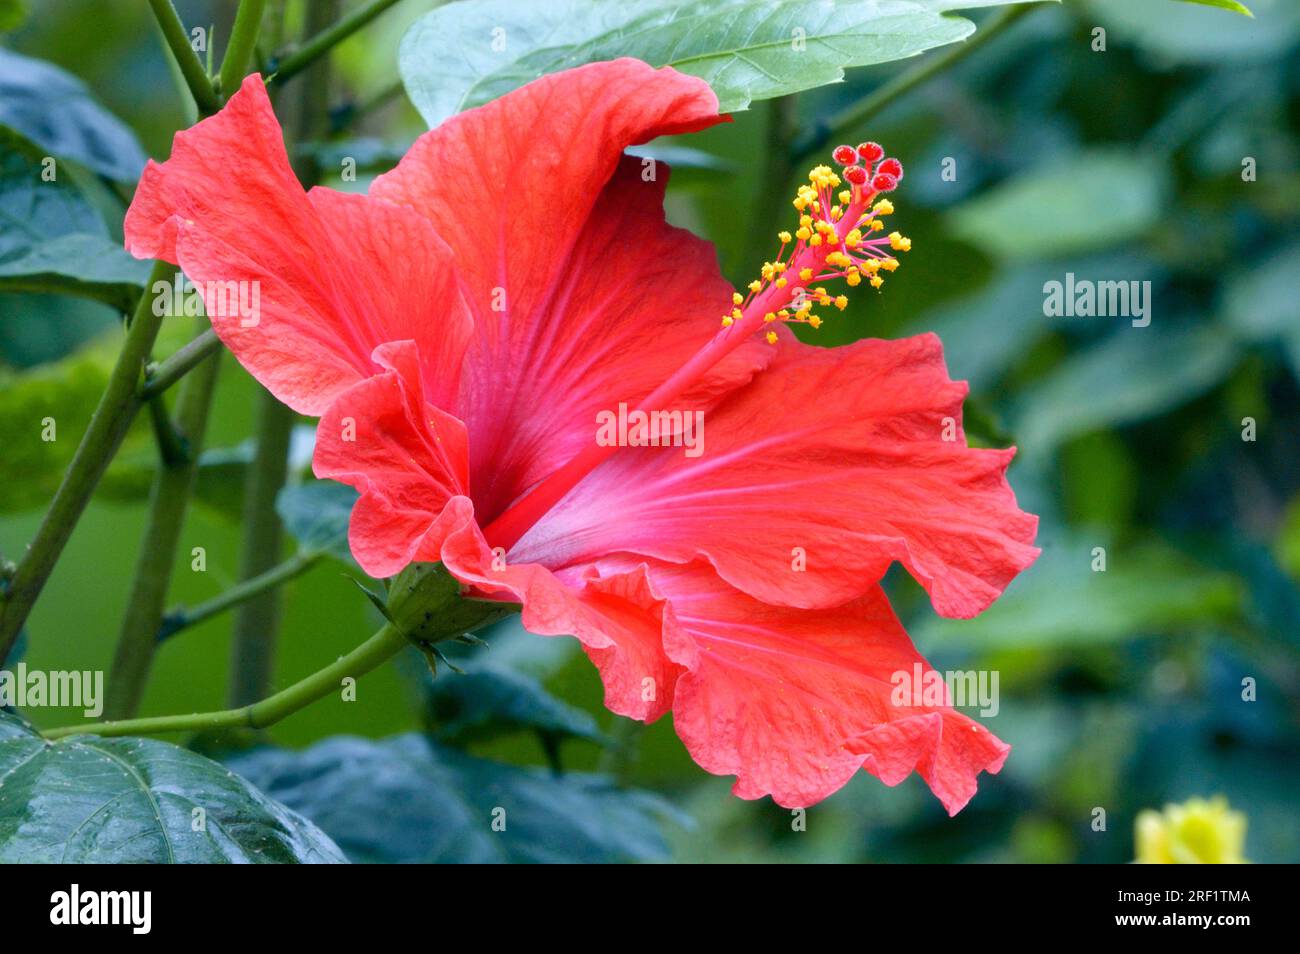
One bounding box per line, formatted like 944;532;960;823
731;307;743;319
872;199;894;215
834;295;848;311
748;280;762;292
862;259;881;273
763;312;777;323
869;220;884;231
761;263;775;280
732;292;743;305
799;214;813;228
845;271;862;287
870;274;884;289
809;234;823;247
793;197;807;212
774;261;786;273
881;257;899;272
888;231;911;251
799;267;813;281
808;315;823;329
838;190;852;204
795;227;811;241
721;315;734;327
775;277;788;288
778;231;792;244
765;330;778;344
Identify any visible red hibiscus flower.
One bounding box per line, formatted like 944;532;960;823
124;59;1038;813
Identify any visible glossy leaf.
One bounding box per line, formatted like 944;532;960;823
276;479;359;560
0;128;149;308
425;664;607;746
400;0;1046;127
228;735;682;863
0;711;347;863
0;47;146;180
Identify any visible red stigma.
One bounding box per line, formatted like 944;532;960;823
877;157;903;180
857;142;884;163
843;165;868;186
871;173;898;192
832;144;858;165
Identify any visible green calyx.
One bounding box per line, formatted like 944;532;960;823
384;562;519;651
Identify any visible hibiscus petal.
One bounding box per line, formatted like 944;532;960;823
619;558;1009;813
434;498;684;723
514;332;1040;619
313;341;470;578
311;351;684;720
124;74;472;414
370;60;758;519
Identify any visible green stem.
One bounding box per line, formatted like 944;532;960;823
159;550;324;643
140;328;222;399
147;0;221;116
105;321;222;720
0;260;175;662
218;0;268;98
791;4;1035;161
48;620;410;740
227;394;296;706
268;0;402;85
225;0;336;708
146;393;190;467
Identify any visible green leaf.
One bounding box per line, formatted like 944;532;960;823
276;479;359;560
1011;325;1239;457
1087;0;1295;64
426;664;607;746
1223;242;1300;382
0;128;149;308
0;232;152;308
947;150;1168;260
0;0;29;33
400;0;1045;127
0;321;193;514
0;47;146;180
0;711;347;862
1175;0;1253;16
912;536;1244;650
228;735;684;863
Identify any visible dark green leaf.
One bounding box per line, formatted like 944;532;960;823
228;735;683;863
0;232;151;308
0;711;347;863
0;47;146;180
426;664;607;746
0;128;148;308
400;0;1045;127
276;479;358;559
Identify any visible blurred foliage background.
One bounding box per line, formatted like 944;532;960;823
1;0;1297;862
